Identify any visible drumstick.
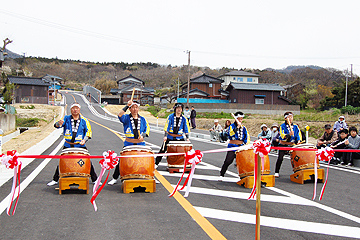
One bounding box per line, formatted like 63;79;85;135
130;87;135;101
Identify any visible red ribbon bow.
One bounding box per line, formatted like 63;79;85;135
91;150;119;211
315;147;335;200
0;150;22;216
248;139;271;200
99;150;118;170
169;149;203;198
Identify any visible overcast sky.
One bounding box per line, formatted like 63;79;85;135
1;0;360;75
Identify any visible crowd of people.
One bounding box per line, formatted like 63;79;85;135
316;116;360;167
210;113;358;179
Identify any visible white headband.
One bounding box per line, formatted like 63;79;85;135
70;103;81;109
284;113;293;119
234;113;244;118
130;102;140;108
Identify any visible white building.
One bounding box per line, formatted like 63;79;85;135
218;70;260;89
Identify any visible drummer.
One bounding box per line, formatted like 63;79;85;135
108;100;150;185
274;111;302;177
47;102;99;186
155;102;190;167
219;111;250;181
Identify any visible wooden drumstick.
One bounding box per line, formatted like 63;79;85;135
130;87;135;101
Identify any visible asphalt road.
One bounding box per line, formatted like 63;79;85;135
1;92;360;240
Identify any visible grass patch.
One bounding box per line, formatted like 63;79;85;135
16;117;45;127
19;105;35;109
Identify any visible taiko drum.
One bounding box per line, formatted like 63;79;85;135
59;148;91;177
235;145;271;178
166;141;193;168
119;146;154;180
290;144;318;172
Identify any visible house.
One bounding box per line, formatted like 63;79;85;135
179;88;210;99
117;74;144;88
180;74;224;99
109;74;154;105
218;70;260;89
7;76;50;104
226;82;290;105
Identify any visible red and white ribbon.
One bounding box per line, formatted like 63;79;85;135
169;149;203;198
315;147;335;200
0;150;22;216
248;138;271;200
91;150;119;211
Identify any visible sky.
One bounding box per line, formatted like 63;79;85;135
1;0;360;75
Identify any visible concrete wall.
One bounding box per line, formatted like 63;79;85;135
0;113;16;132
185;103;300;115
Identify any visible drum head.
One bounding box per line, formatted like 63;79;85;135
235;144;253;153
168;141;193;147
122;145;152;152
293;143;316;149
61;147;90;155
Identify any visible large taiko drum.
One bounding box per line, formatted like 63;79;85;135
235;144;271;178
119;146;154;180
290;144;318;172
59;148;91;177
166;141;193;168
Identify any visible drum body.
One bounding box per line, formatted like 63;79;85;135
290;144;317;172
166;141;193;168
60;148;91;177
120;146;154;180
235;145;271;178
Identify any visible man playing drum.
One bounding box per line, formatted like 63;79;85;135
155;103;190;167
274;111;302;177
219;111;250;181
47;102;99;186
108;100;150;185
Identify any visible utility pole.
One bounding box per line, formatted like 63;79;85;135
186;50;191;107
351;64;353;82
345;68;348;107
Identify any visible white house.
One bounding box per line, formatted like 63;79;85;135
218;70;260;89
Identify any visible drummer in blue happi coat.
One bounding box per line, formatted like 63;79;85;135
155;103;191;167
108;100;150;185
47;102;99;186
219;111;250;181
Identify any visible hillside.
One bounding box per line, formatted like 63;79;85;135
2;52;354;109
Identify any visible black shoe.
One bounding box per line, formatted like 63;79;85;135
340;162;346;165
347;163;354;167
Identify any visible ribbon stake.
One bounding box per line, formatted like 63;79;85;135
248;138;271;200
315;147;334;200
169;149;203;198
1;150;22;216
91;150;119;211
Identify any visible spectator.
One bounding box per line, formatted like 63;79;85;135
219;120;231;143
257;124;271;141
342;126;360;166
317;124;338;149
330;129;349;165
333;116;347;132
209;119;223;141
190;106;196;129
184;106;191;122
270;123;279;147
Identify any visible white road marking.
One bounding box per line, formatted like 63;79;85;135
195;206;360;239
